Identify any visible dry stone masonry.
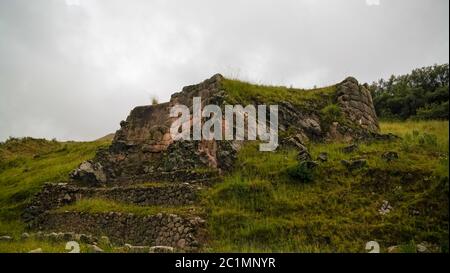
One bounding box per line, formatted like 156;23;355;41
23;182;200;223
336;77;379;132
32;211;205;252
23;74;382;252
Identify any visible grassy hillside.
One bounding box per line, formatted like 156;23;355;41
0;121;448;252
203;120;449;252
0;137;111;236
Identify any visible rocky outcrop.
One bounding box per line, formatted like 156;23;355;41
336;77;379;133
70;74;380;184
71;74;230;185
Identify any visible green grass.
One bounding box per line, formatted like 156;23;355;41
0;137;111;235
0;121;448;253
56;198;201;217
222;78;337;108
204;120;449;253
380;120;449;153
0;238;115;253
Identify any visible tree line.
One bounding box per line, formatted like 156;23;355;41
368;63;449;120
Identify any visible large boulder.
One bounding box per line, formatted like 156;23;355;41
70;161;107;185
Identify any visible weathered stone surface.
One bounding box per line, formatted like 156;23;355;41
23;183;199;223
341;159;367;171
296;143;312;162
45;232;58;242
342;144;358;154
63;232;75;241
0;235;12;241
68;74;380;184
317;152;328;162
69;161;107;185
382;151;399;162
387;246;400;253
87;244;104;253
70;74;230;184
31;212;206;252
336;77;379;133
177;238;186;249
149;246;174;253
28;248;43;253
378;200;393;215
124;244;150;253
416;241;440;253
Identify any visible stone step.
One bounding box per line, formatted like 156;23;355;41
23;182;203;223
30;211;206;252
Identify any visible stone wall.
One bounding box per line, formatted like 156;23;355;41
32;211;206;251
23;183;199;223
336;77;379;133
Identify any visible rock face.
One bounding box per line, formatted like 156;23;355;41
70;74;379;184
70;74;229;185
336;77;379;133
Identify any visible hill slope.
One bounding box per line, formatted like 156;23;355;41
204;120;448;252
0;120;447;253
0;74;448;253
0;138;110;234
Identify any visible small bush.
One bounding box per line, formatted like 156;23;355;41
321;104;342;120
287;161;314;183
320;104;343;129
416;101;449;120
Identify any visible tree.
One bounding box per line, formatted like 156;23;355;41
372;64;449;120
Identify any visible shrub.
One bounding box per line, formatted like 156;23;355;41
287;161;314;183
416;101;449;120
320;104;343;130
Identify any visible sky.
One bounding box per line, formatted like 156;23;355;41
0;0;448;141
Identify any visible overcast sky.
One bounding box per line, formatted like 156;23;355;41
0;0;448;141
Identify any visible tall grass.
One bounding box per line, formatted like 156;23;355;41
204;120;449;252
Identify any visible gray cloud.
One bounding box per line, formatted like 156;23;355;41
0;0;448;141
